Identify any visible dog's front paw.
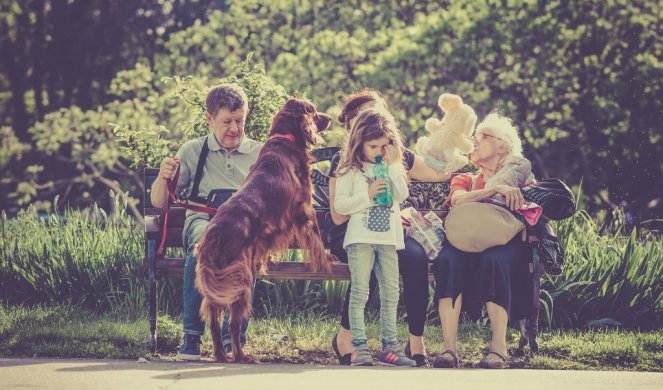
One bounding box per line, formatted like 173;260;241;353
214;354;229;363
235;354;260;364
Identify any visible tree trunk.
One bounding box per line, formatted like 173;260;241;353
1;24;30;141
31;0;46;120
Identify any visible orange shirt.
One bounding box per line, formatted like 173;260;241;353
450;173;486;195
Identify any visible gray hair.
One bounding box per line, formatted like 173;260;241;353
205;83;249;116
476;112;523;158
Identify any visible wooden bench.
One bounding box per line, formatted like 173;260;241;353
143;146;543;354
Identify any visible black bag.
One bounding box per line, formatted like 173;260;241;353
325;212;348;246
206;189;236;209
539;235;565;277
522;178;576;220
529;220;565;276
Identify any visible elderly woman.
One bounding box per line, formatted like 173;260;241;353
329;89;450;366
432;113;532;369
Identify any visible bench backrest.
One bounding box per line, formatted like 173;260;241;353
143;146;452;252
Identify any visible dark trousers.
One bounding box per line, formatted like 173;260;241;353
331;237;430;336
433;236;532;321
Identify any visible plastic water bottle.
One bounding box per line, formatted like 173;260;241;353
373;155;392;206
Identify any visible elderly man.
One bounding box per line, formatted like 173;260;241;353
151;84;263;360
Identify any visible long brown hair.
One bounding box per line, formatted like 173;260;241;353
338;89;390;131
336;108;405;176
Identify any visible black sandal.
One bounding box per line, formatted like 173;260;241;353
331;332;351;366
432;349;459;368
405;340;428;367
478;350;508;369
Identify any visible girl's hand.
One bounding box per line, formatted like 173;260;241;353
493;184;524;210
368;180;388;199
383;144;400;165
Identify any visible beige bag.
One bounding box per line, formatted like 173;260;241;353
444;176;525;253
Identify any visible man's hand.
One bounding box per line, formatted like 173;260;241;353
383;144;400;165
158;158;179;181
493;184;524;210
368;179;388;199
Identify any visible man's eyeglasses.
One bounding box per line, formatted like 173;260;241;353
473;132;504;144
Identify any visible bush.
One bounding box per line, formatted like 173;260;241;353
0;193;145;313
540;211;663;329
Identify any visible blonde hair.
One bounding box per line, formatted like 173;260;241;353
476;112;523;158
335;108;405;176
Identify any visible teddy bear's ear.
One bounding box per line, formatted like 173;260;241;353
425;117;442;133
439;93;463;112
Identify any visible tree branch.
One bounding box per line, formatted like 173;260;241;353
94;175;144;223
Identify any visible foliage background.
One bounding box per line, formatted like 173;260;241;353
1;1;662;337
1;0;661;224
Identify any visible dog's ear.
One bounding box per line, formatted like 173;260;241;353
315;113;332;132
283;98;305;115
283;98;318;116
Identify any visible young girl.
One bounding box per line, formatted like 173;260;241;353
334;108;415;367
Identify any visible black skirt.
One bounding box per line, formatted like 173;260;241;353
433;236;533;322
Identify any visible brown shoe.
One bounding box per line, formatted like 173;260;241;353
479;350;508;369
432;350;459;368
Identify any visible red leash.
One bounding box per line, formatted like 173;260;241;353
157;165;217;256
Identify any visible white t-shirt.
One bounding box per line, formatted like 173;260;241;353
334;162;409;250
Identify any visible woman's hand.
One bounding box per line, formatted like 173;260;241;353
368;179;388;199
493;185;524;210
383;144;400;165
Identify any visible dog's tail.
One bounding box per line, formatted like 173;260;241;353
196;256;253;323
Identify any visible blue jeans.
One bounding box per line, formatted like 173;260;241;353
183;217;248;349
346;243;400;348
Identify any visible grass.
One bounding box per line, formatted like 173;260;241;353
1;304;661;371
0;304;179;359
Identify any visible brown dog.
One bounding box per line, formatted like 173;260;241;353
194;98;337;363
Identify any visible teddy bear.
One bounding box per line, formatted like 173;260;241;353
415;93;477;174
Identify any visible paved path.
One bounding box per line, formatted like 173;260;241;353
1;358;661;390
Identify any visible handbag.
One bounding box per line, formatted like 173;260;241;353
521;178;576;220
444;175;525;253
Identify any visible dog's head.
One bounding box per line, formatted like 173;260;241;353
269;98;332;148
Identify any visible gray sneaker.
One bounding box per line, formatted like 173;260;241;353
351;345;374;366
377;345;416;367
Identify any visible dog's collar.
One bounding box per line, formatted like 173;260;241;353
269;133;297;143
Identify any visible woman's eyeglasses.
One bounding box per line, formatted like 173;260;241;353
473;132;504;144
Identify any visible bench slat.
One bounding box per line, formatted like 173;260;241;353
154;259;436;281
